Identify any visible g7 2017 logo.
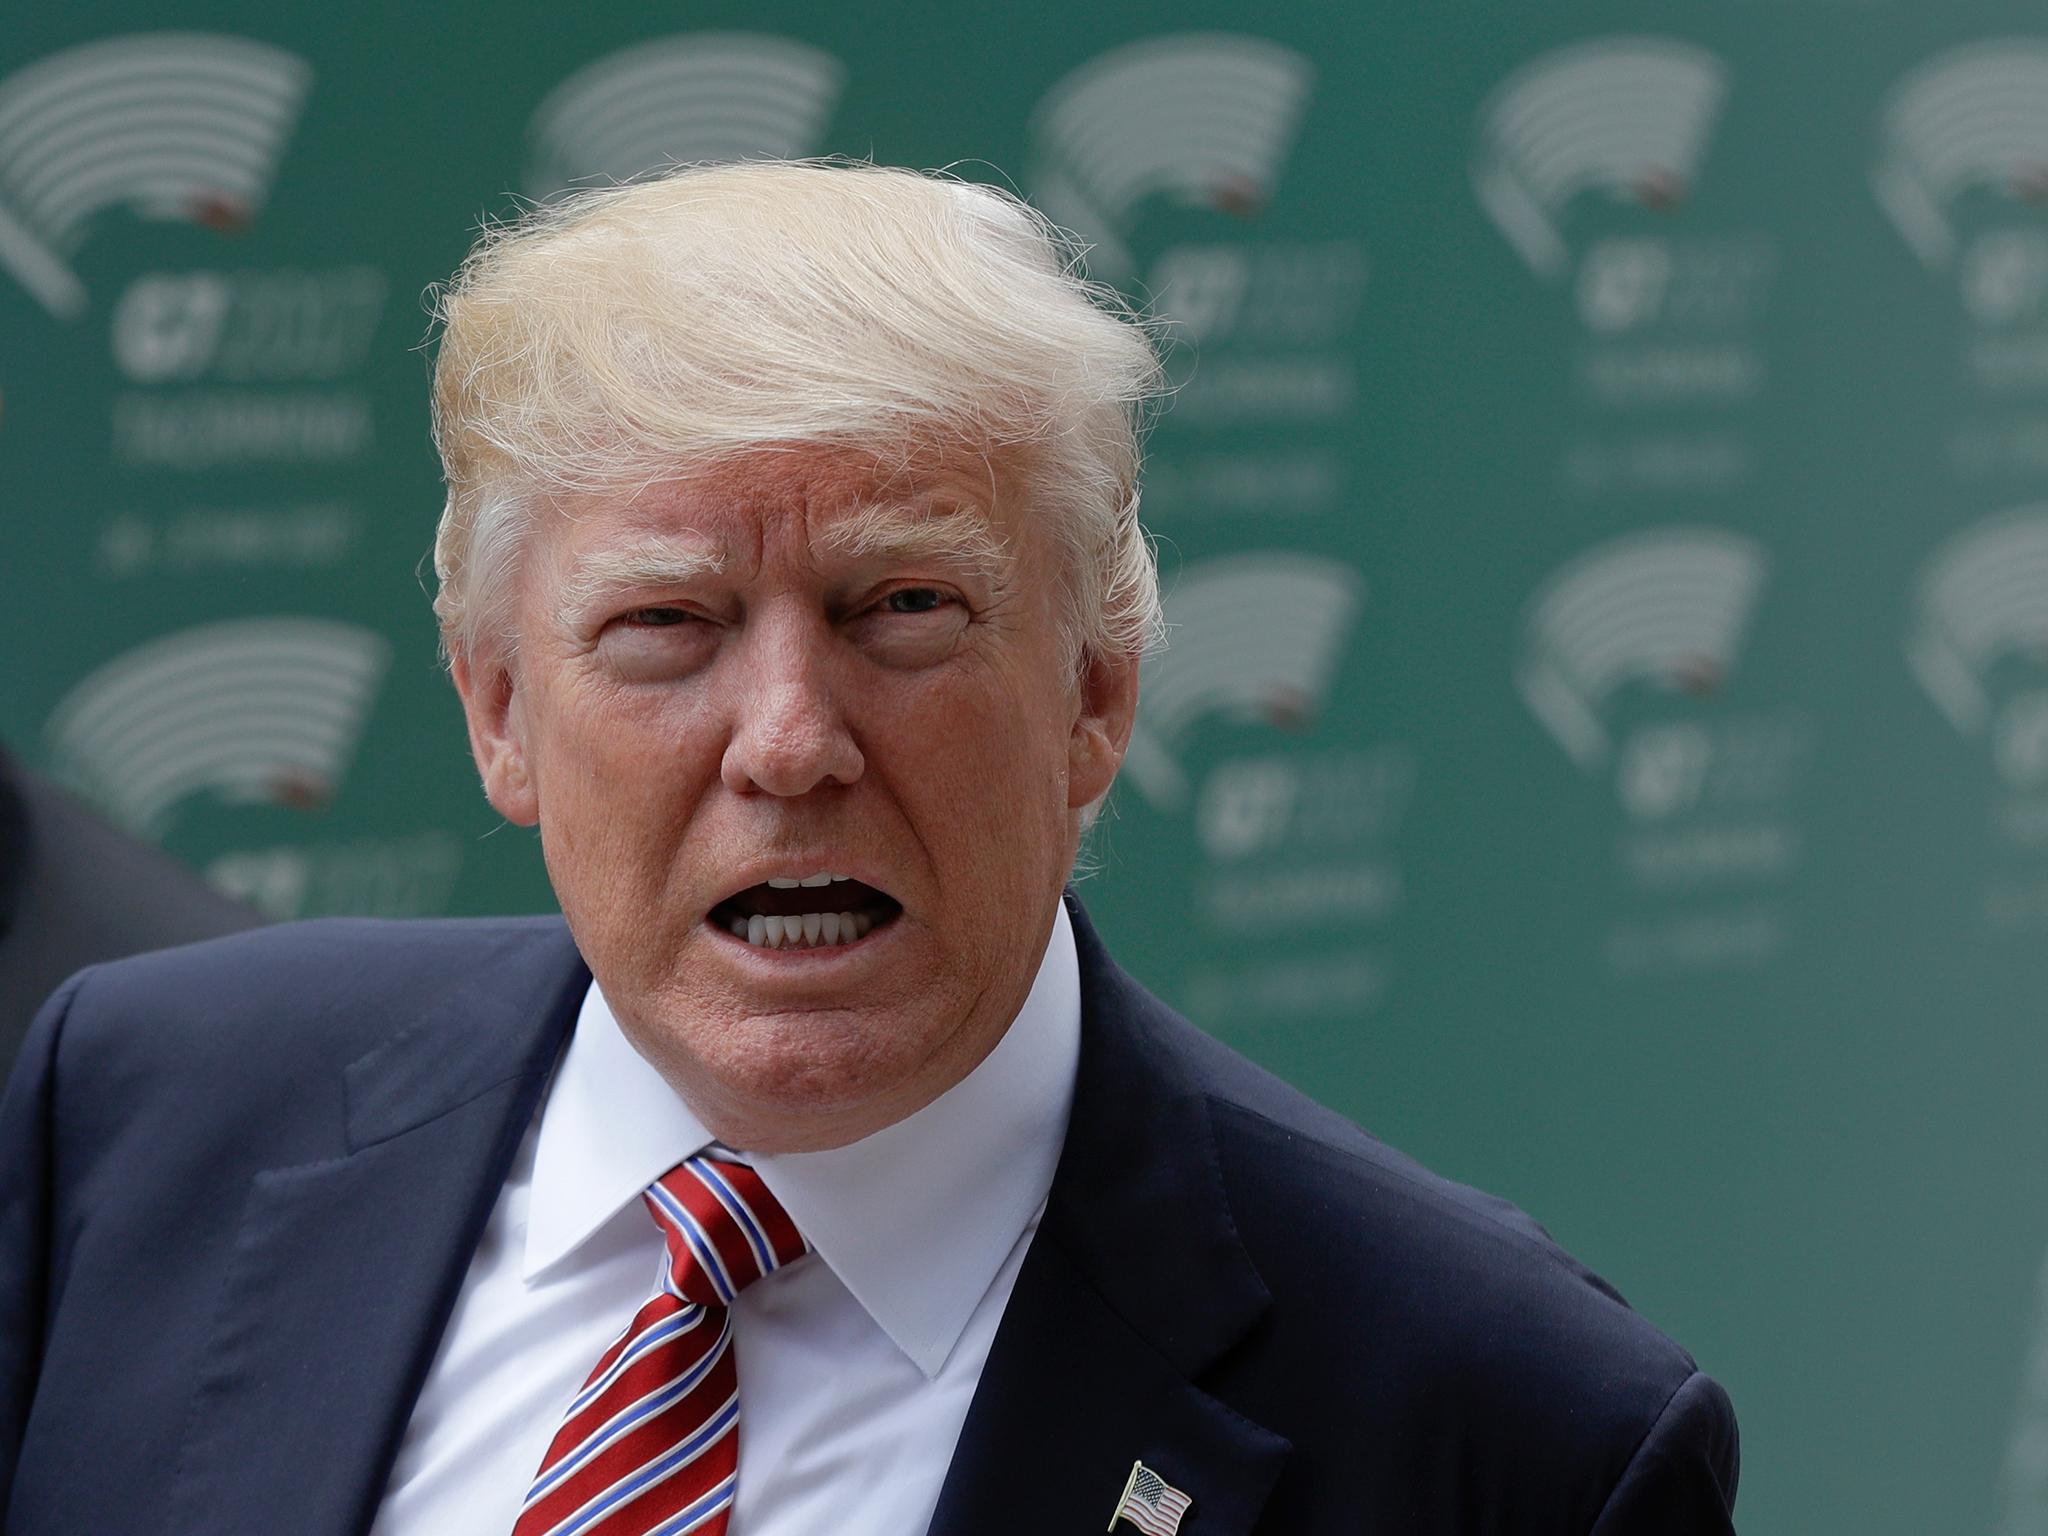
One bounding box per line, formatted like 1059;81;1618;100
526;34;844;197
1517;528;1806;972
0;33;309;318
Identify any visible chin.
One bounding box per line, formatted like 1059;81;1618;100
630;996;937;1148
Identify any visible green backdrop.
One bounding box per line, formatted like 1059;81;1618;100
7;2;2046;1529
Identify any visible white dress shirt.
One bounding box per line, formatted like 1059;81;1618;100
369;903;1080;1536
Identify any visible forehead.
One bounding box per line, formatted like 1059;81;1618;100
543;445;1019;574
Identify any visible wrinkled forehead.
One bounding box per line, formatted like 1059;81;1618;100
533;444;1024;589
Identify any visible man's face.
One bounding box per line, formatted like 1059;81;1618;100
453;445;1136;1152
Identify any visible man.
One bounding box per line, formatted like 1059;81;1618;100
0;163;1737;1535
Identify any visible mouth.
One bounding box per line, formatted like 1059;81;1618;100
708;871;903;952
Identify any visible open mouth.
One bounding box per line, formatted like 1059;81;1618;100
709;872;902;951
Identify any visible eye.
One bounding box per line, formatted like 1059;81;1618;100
599;604;716;684
851;583;968;669
881;587;947;615
621;606;695;627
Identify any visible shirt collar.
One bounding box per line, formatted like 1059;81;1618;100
524;901;1082;1379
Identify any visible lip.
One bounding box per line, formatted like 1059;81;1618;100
705;858;901;915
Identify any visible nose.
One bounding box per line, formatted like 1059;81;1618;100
719;612;864;797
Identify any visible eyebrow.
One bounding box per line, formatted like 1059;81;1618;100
557;536;727;627
815;504;1011;578
553;505;1013;631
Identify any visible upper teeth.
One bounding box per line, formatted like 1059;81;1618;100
765;872;852;889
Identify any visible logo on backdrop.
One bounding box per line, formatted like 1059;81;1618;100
1028;34;1314;284
1473;37;1726;281
1517;527;1765;777
1126;551;1362;813
1908;507;2048;785
1874;41;2048;423
1905;507;2048;921
1122;552;1408;1023
44;617;388;839
42;617;455;921
1029;35;1358;515
1519;528;1808;974
100;264;388;475
526;34;845;197
0;33;310;318
1873;40;2048;273
1474;38;1771;494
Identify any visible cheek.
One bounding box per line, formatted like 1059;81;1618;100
528;676;717;846
880;669;1073;875
891;649;1064;766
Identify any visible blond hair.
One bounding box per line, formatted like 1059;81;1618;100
428;160;1165;672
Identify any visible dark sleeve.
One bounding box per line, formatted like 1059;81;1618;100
0;972;81;1521
1588;1370;1741;1534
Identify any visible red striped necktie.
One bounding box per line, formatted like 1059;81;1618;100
512;1155;808;1536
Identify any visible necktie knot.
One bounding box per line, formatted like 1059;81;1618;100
642;1154;807;1310
516;1154;803;1536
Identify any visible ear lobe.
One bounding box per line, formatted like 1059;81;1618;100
1067;647;1140;810
450;649;540;827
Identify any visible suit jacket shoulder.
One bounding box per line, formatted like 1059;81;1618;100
0;918;585;1536
11;917;577;1174
993;901;1740;1534
1201;1069;1733;1528
1181;1003;1695;1401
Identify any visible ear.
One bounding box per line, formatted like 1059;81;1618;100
1067;646;1140;810
449;647;540;827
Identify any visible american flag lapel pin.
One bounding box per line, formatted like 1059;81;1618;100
1107;1459;1194;1535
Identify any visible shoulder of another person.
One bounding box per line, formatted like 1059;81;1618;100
9;763;255;937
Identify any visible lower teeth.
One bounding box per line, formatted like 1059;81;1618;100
731;910;874;949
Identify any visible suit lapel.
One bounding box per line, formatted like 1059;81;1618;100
927;899;1291;1536
165;922;588;1536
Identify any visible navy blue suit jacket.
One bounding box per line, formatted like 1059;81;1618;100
0;901;1737;1534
